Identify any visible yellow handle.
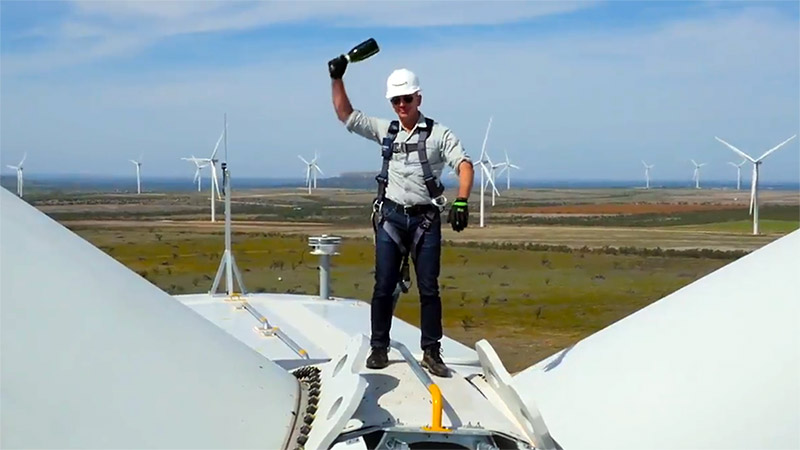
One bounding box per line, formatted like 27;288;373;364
422;384;450;432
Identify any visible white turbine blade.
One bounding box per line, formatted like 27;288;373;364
509;164;521;170
642;160;648;168
314;164;324;176
691;159;697;166
129;160;138;165
298;155;310;165
727;162;738;167
756;135;796;161
305;166;311;183
715;136;756;163
210;130;224;160
19;153;27;167
480;116;493;160
194;167;201;182
7;165;18;170
482;163;499;194
699;163;707;167
489;178;501;197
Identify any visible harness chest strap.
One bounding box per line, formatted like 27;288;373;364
375;117;443;207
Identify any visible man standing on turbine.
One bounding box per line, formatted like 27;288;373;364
328;54;474;377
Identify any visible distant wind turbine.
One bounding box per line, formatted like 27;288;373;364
185;117;225;222
727;160;746;191
483;154;503;206
477;117;500;228
496;150;520;190
6;153;26;197
715;135;796;235
298;153;323;194
181;155;210;192
642;161;654;189
691;159;706;189
129;154;142;194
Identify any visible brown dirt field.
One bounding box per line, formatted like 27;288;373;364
502;203;743;215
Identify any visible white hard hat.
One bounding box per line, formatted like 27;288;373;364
385;68;421;99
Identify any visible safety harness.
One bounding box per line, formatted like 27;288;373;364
371;118;446;295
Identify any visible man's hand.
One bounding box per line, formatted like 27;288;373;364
328;55;348;80
447;198;469;232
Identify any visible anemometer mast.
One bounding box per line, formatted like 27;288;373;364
210;161;246;296
308;235;341;300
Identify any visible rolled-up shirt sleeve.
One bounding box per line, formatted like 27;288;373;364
345;110;391;144
441;128;472;175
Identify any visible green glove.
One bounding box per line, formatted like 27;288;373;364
447;198;469;232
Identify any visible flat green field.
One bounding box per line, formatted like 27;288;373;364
42;187;796;371
71;225;734;372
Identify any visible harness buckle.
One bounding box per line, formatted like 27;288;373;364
372;199;383;213
431;195;447;211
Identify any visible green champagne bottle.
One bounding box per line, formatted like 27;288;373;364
345;38;379;63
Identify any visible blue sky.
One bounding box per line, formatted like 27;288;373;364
1;1;799;184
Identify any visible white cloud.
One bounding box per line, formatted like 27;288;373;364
2;1;596;75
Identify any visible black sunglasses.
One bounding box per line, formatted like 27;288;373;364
390;95;415;105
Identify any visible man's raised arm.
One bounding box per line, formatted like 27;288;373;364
328;55;353;123
332;79;354;123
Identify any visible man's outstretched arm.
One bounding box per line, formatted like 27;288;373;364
332;79;354;123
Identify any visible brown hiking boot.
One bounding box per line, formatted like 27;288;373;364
366;347;389;370
421;344;450;378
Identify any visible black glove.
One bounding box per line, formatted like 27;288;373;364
328;54;348;80
447;198;469;232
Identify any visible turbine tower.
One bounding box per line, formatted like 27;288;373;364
496;150;520;190
715;135;796;235
691;159;706;189
298;153;323;195
6;153;26;197
642;160;654;189
129;155;142;194
477;117;500;228
727;160;746;191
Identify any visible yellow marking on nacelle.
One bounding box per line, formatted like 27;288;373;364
422;384;450;433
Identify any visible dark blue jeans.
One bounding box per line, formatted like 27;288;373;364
371;206;442;351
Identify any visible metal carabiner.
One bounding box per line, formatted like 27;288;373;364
431;195;447;212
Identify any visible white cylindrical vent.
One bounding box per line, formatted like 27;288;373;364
308;235;341;299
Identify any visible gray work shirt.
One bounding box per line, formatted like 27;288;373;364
345;110;471;206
